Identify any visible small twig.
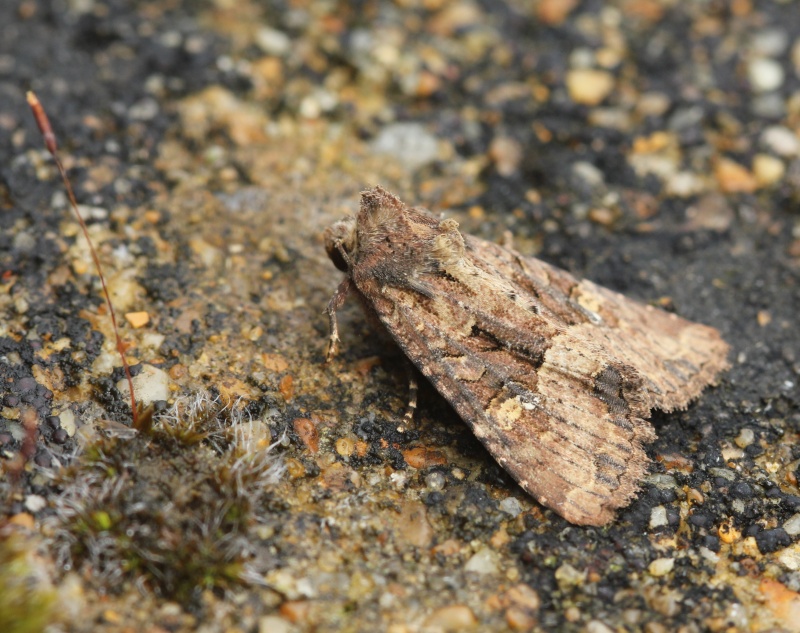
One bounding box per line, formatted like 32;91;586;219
26;91;140;429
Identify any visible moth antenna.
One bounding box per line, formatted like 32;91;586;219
336;240;353;267
26;91;140;429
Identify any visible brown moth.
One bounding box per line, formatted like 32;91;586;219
324;186;729;526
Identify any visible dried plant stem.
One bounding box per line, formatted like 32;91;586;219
26;91;139;429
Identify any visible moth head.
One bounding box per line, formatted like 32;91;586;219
324;216;357;272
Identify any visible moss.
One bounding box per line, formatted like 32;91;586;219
0;534;55;633
49;392;284;603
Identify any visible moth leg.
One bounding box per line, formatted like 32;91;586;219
398;360;418;432
326;277;352;362
501;229;515;250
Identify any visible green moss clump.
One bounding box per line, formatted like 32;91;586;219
49;392;284;603
0;533;55;633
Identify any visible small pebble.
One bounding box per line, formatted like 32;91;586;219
464;547;499;575
505;606;536;631
622;609;642;626
637;92;671;117
24;494;46;513
753;154;785;187
536;0;579;25
648;557;675;577
571;161;606;191
585;621;615;633
566;69;614;105
564;606;581;622
715;158;757;193
686;488;704;505
777;544;800;571
650;590;682;617
761;126;800;156
784;513;800;536
425;471;446;491
259;615;293;633
371;123;439;171
748;57;785;93
499;497;523;517
117;364;171;407
12;231;36;253
751;92;786;119
8;513;35;529
734;428;755;449
489;136;523;177
506;584;540;611
649;506;668;529
60;409;76;437
423;605;477;631
128;98;159;121
124;311;150;328
749;28;789;57
335;437;355;458
256;27;291;56
554;563;586;588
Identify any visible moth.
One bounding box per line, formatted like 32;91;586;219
324;186;729;526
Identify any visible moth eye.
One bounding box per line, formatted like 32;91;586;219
326;240;350;272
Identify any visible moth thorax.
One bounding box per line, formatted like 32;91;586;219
431;218;465;266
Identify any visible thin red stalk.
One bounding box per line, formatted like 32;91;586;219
26;91;140;429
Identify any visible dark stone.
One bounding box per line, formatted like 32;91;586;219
730;482;754;499
755;528;792;554
688;511;713;528
15;376;37;393
702;535;721;553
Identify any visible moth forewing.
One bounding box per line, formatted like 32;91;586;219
325;186;729;526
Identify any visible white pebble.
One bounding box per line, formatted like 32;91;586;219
24;494;46;513
572;161;606;190
749;28;789;57
778;545;800;571
748;58;785;92
425;471;446;491
499;496;523;517
464;547;499;575
586;621;615;633
734;428;755;448
258;616;292;633
649;506;669;529
117;364;171;407
371;123;439;171
648;557;675;576
784;513;800;536
761;126;800;157
256;27;291;56
60;409;77;437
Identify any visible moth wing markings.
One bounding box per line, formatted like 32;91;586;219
466;235;729;412
375;289;652;526
572;280;730;412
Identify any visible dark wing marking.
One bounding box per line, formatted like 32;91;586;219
467;236;730;411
